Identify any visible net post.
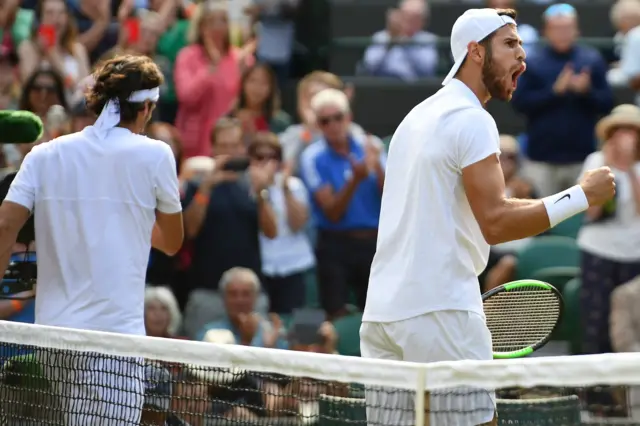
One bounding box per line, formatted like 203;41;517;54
414;365;426;426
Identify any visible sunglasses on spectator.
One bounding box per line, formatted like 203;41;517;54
254;152;279;161
31;84;57;93
500;153;518;161
318;113;345;127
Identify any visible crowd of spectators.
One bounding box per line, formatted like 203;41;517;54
2;0;640;422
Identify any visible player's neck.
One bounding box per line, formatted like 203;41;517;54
454;74;490;106
117;121;144;135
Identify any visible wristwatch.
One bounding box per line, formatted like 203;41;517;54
258;189;270;203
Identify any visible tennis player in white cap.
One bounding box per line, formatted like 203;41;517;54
361;7;616;426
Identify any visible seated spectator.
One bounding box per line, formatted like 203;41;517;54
579;105;640;357
174;0;255;159
197;267;286;349
145;286;186;339
0;0;35;57
0;44;19;110
18;0;90;105
170;368;212;426
611;275;640;353
18;68;68;130
361;0;438;80
231;63;292;144
610;274;640;419
279;71;369;175
181;119;275;338
249;133;314;315
480;135;537;292
244;0;299;88
607;0;640;105
299;89;386;319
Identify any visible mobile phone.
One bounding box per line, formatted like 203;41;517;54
222;157;250;172
288;308;326;346
124;18;141;45
38;25;56;49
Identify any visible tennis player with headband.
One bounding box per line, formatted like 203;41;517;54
0;55;183;425
361;8;615;426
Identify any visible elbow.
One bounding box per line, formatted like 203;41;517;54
478;210;505;246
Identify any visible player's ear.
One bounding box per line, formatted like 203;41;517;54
467;41;484;65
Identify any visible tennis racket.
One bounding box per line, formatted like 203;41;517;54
483;279;564;359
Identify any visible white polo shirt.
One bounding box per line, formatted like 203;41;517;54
6;126;182;335
363;79;500;323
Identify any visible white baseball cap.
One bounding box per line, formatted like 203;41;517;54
442;8;517;86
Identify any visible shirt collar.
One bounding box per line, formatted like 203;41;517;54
447;78;483;108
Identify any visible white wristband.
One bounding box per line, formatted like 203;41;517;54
542;185;589;228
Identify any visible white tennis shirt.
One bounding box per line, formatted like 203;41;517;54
363;79;501;323
6;126;182;335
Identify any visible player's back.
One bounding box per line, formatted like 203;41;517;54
363;80;500;323
28;127;172;334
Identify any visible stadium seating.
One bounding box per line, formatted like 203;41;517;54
305;269;321;309
547;213;585;239
333;312;363;357
530;266;580;295
515;236;580;281
316;394;583;425
562;278;583;355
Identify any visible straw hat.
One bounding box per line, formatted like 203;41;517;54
499;134;520;155
186;329;246;384
596;104;640;142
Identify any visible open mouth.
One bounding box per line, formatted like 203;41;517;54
510;64;526;89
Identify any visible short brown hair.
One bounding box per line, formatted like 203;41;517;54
210;117;242;145
248;132;282;161
297;71;344;98
86;55;164;122
483;9;518;45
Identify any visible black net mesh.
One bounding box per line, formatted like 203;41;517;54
1;323;640;426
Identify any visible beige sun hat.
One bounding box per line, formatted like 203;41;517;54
596;104;640;142
185;329;246;384
499;134;520;155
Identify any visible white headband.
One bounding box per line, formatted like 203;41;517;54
93;87;160;139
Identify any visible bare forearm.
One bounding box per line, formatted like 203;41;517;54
284;189;308;232
628;170;640;215
323;178;359;222
483;198;550;245
79;20;109;52
374;164;385;192
183;191;209;238
258;199;278;239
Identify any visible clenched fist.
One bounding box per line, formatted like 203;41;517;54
579;166;616;207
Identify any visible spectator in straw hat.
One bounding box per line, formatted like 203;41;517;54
578;104;640;368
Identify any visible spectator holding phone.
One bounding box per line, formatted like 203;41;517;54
181;119;277;338
17;0;90;105
175;0;255;159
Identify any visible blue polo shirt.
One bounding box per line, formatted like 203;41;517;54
299;137;385;230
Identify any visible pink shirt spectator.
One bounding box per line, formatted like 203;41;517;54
174;45;251;158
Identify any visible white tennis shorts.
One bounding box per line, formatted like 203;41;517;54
40;350;144;425
360;310;495;426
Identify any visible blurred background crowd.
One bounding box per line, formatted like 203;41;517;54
3;0;640;422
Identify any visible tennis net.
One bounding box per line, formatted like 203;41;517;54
1;321;640;426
